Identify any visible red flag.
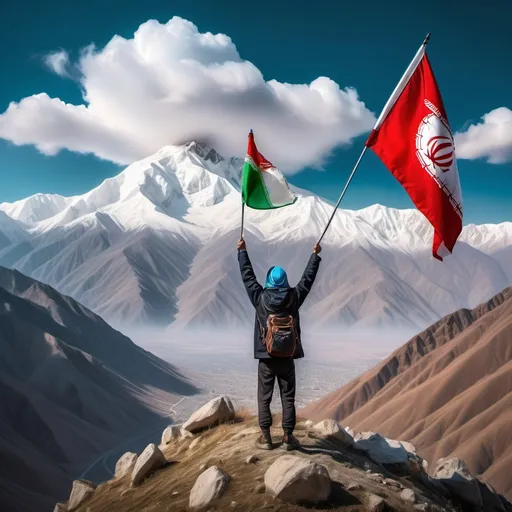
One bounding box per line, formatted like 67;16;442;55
366;49;463;260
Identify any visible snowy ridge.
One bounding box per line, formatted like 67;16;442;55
0;142;511;330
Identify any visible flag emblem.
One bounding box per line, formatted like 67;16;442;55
416;102;456;176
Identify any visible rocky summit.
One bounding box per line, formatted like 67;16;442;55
54;395;512;512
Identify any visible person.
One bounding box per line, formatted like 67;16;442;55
237;238;322;450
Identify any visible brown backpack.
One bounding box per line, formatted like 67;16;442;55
262;313;298;357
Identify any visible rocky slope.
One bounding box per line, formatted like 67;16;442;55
0;142;510;330
57;396;512;512
302;285;512;501
0;267;197;512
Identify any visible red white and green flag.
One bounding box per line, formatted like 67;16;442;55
242;131;297;210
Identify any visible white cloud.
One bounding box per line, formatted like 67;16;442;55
43;49;71;77
455;107;512;164
0;17;375;172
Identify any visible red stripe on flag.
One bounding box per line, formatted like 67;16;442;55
247;132;274;172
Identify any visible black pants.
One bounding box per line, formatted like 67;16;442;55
257;358;296;434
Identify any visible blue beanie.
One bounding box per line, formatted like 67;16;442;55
264;266;289;288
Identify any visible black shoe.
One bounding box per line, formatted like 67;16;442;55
256;430;273;450
282;433;299;451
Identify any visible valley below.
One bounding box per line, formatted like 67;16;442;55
79;327;402;484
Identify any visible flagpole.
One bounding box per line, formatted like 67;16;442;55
316;32;431;246
316;146;368;244
240;201;245;240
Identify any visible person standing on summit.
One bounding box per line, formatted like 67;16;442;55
237;238;322;450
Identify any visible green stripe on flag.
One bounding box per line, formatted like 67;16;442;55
241;159;273;209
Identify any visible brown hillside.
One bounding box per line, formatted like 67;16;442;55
302;286;512;500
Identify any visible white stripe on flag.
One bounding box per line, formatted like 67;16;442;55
261;166;295;207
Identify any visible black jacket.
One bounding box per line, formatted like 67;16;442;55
238;249;321;359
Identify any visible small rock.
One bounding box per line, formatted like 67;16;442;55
230;501;237;508
304;420;314;429
115;452;137;478
367;493;386;512
400;488;416;503
182;396;235;433
161;425;181;445
68;480;96;511
131;443;166;487
368;472;384;481
181;428;194;439
264;455;331;504
189;436;202;450
172;491;179;496
313;419;355;448
199;463;207;471
433;457;482;507
189;466;231;510
53;504;67;512
384;478;403;489
120;489;132;498
413;505;429;511
255;483;266;494
246;454;259;464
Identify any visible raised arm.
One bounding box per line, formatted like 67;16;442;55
294;243;322;308
237;239;263;308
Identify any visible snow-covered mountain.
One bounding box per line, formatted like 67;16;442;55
0;141;510;331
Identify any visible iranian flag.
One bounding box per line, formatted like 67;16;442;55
242;131;297;209
366;43;463;260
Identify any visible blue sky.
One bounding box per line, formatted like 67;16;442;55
0;0;510;224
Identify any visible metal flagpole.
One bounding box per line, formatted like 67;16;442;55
316;146;368;244
316;32;431;246
240;201;245;240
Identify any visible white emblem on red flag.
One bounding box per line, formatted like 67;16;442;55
415;100;462;219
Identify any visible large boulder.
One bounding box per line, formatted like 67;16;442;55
115;452;138;478
189;466;231;510
161;425;181;445
131;443;167;487
264;455;331;504
68;479;96;511
182;396;235;434
433;457;482;507
313;419;354;448
354;432;409;464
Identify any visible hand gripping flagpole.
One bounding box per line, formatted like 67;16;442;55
316;32;431;246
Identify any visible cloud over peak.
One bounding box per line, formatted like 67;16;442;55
0;17;376;172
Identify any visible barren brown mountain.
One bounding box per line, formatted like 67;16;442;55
302;286;512;500
0;267;197;512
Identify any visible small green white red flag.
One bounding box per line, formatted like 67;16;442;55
241;131;297;210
